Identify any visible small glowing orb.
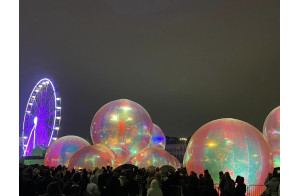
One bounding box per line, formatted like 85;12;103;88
263;106;280;167
90;99;153;165
149;123;166;149
131;147;178;168
68;144;115;171
44;135;90;167
184;118;273;194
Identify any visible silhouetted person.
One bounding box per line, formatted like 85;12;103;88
98;169;109;193
219;171;226;196
234;176;246;196
46;181;62;196
40;169;54;195
70;172;82;196
202;170;216;196
265;170;280;196
86;175;100;196
223;172;235;196
103;170;121;196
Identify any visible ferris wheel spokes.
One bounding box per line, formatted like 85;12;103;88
23;117;38;156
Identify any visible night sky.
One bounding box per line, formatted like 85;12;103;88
20;0;279;143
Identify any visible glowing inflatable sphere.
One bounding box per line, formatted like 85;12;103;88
149;123;166;149
90;99;153;165
263;106;280;167
184;118;273;192
131;147;178;168
68;144;115;171
44;135;90;167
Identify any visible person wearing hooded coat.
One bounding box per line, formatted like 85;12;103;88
147;179;163;196
86;175;100;196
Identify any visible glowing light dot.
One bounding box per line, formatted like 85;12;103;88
111;115;118;121
56;116;61;119
34;117;38;125
208;142;216;147
123;106;131;111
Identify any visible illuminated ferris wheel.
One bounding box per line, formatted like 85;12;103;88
22;78;61;156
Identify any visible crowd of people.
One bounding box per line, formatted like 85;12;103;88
19;163;279;196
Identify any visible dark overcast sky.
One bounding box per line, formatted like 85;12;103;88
19;0;279;143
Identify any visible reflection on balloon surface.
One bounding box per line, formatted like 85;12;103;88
184;118;273;195
171;155;181;169
263;106;280;167
68;144;115;171
131;147;178;168
149;123;166;149
44;135;90;167
90;99;153;165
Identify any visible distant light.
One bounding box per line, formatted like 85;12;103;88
54;127;59;130
56;106;61;110
252;154;259;157
38;85;42;87
35;89;39;92
56;98;61;101
42;82;46;85
32;96;36;99
179;138;187;141
52;137;57;140
123;106;131;111
29;103;33;105
111;115;118;121
46;81;49;84
34;117;38;125
23;136;28;139
26;111;30;113
208;143;216;147
56;116;61;119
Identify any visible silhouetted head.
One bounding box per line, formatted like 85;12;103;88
71;172;81;184
219;171;224;177
46;182;61;196
225;172;231;179
204;170;210;176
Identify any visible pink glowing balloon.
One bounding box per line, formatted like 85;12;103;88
90;99;153;165
44;135;90;167
149;123;166;149
263;106;280;167
184;118;273;194
68;144;115;171
131;147;178;168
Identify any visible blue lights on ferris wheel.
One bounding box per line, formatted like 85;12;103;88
22;78;61;156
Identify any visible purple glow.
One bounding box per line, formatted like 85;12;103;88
23;78;60;156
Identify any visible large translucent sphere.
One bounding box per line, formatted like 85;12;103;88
68;144;115;171
149;123;166;149
90;99;153;165
44;135;90;167
184;118;273;193
131;147;178;168
263;106;280;167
